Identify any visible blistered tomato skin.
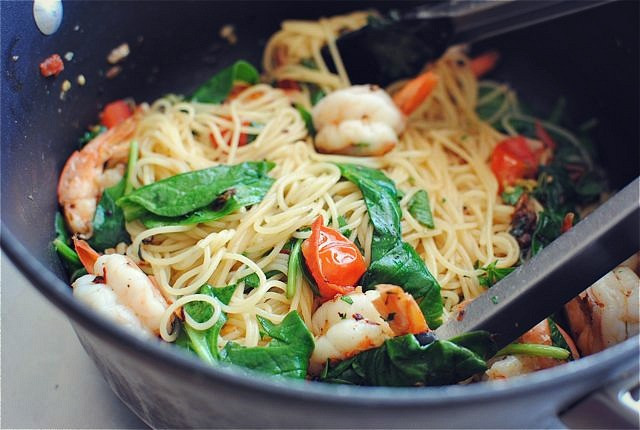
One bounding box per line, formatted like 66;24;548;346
302;217;367;299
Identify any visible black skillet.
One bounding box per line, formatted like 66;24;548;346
1;1;639;428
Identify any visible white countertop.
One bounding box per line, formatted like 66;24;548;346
1;253;146;428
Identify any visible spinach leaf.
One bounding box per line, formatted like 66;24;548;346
177;284;237;363
362;242;442;327
191;60;259;104
547;317;574;361
139;174;274;228
336;163;443;328
220;311;314;379
89;141;138;251
52;212;86;281
501;186;524;206
310;87;326;106
117;161;275;223
295;104;315;136
336;163;401;260
287;239;303;299
321;331;494;386
530;210;564;256
477;261;515;288
241;270;282;292
408;189;434;228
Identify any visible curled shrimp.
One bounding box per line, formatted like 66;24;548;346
311;85;405;156
72;239;168;337
565;256;639;356
308;285;428;375
57;111;141;237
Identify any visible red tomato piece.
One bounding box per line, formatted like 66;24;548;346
100;100;133;129
39;54;64;77
209;119;250;148
301;216;367;299
490;136;539;191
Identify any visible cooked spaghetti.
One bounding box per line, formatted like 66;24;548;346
55;11;622;386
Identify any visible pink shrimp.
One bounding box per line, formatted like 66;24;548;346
57;110;141;237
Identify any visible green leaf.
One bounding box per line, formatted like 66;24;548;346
547;317;574;361
241;270;281;292
310;87;326;106
477;261;515;288
52;212;84;278
287;239;303;299
501;186;524;206
362;241;442;327
89;141;138;251
408;189;434;228
117;161;275;224
178;284;237;363
220;311;314;379
321;331;493;386
295;104;315;136
336;163;443;328
191;60;259;104
530;210;564;256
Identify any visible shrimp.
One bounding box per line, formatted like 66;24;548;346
485;319;577;380
311;85;405;156
565;259;639;356
57;111;140;236
308;285;428;375
72;239;168;337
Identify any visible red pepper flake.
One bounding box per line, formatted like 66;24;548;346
40;54;64;77
456;309;466;321
352;313;364;321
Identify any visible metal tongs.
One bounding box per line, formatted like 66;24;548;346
435;177;640;349
328;0;612;85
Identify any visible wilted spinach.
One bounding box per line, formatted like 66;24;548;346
176;284;237;363
321;331;496;386
117;161;275;226
89;141;138;251
336;163;443;328
177;286;314;378
52;212;86;281
220;311;315;378
191;60;259;104
408;189;434;228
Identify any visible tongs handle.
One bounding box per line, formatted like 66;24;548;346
435;177;640;349
411;0;613;44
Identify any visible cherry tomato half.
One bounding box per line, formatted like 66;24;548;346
490;136;539;191
301;216;367;299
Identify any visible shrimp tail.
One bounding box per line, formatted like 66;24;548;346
73;238;100;274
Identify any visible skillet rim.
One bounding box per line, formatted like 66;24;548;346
2;222;638;406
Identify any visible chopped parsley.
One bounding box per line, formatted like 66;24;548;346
340;296;354;305
502;186;525;205
477;261;515;288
